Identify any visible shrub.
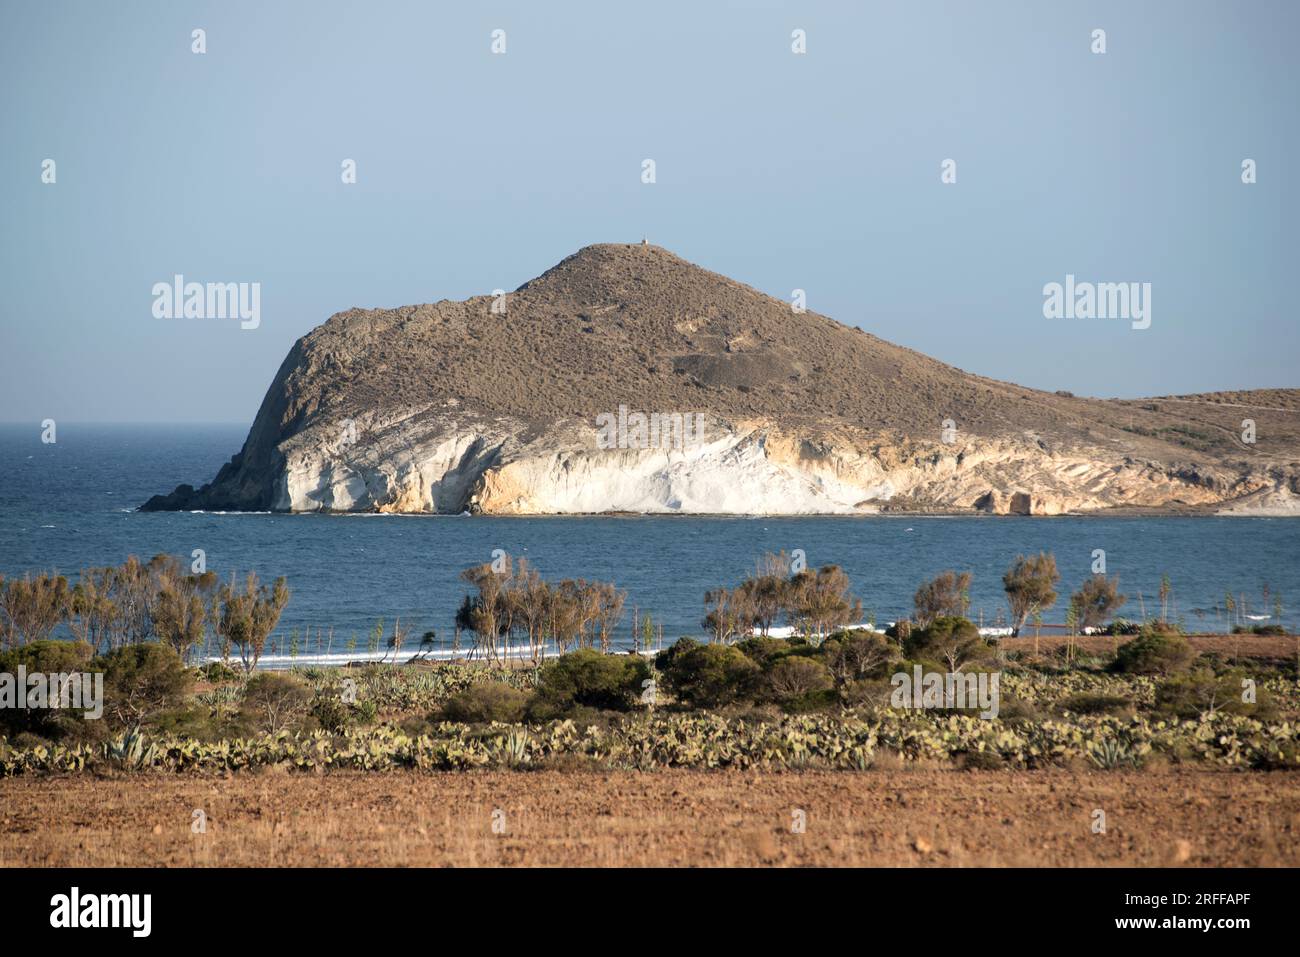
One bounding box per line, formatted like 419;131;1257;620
658;640;760;709
0;638;94;674
216;573;290;673
352;697;379;726
0;572;70;645
442;682;529;724
995;695;1042;722
0;639;96;738
959;750;1005;770
241;673;313;734
306;687;379;732
913;570;972;627
7;731;54;750
396;714;436;737
903;617;986;668
784;565;863;638
735;636;791;664
884;620;913;643
1140;618;1185;637
198;660;240;683
1070;574;1126;630
1232;624;1287;636
312;696;352;733
530;649;649;718
654;636;701;673
1113;633;1195;675
721;702;784;724
1153;669;1263;719
151;705;235;741
1054;693;1134;717
839;677;895;710
1002;552;1059;635
763;657;834;707
818;631;896;683
96;642;193;729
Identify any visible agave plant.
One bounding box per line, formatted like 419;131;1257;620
105;726;159;770
502;729;531;767
1088;738;1137;770
196;683;244;718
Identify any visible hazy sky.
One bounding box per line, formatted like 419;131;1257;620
1;0;1296;424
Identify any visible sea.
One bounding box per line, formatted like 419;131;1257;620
1;423;1297;659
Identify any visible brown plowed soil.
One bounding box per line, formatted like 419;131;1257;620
3;769;1297;867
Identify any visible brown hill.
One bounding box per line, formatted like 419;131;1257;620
143;243;1300;515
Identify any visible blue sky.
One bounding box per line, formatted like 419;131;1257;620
1;0;1295;423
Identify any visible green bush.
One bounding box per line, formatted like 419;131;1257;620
994;695;1042;722
1153;669;1264;719
1232;624;1286;636
0;639;94;674
763;656;834;705
655;637;699;670
735;636;792;664
6;731;54;750
310;691;379;732
151;705;238;741
529;649;650;718
817;631;896;683
884;620;913;642
658;639;760;709
1113;633;1195;675
0;639;96;738
1054;693;1134;717
902;616;985;666
443;682;530;723
959;749;1005;770
240;672;313;734
96;642;193;729
1139;619;1185;638
198;660;240;682
312;696;352;733
839;677;895;710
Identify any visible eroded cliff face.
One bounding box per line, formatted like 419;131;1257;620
141;243;1300;516
198;410;1288;516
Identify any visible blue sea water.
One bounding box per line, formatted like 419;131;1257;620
1;423;1297;651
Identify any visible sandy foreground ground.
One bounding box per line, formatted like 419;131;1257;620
2;769;1298;867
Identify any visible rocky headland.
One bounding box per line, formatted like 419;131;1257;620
142;244;1300;516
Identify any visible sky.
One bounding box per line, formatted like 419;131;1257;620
0;0;1296;424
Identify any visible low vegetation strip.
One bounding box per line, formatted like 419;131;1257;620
4;705;1299;776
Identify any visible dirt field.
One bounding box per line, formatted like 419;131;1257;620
2;768;1297;867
